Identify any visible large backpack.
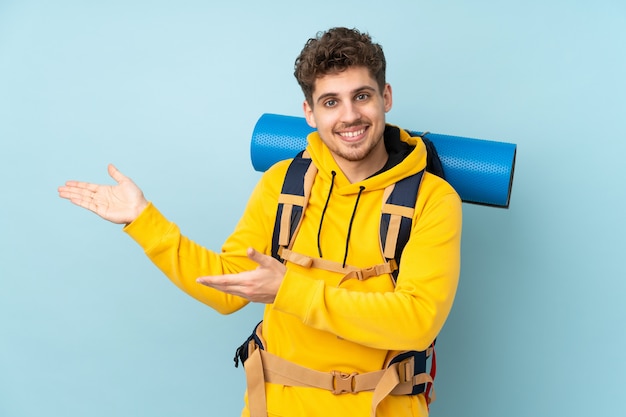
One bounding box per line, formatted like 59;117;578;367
235;134;443;417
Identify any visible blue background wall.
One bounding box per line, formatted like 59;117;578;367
1;1;625;416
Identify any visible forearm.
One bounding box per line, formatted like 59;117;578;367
124;203;250;314
274;268;457;351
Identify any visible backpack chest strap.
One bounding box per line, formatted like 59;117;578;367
278;248;397;285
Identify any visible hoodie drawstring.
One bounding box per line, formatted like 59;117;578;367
317;171;336;258
343;185;365;268
317;173;366;268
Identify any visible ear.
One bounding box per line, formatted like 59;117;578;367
303;100;317;128
383;83;393;113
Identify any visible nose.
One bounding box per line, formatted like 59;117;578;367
340;101;361;124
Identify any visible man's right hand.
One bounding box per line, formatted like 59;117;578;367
58;164;149;225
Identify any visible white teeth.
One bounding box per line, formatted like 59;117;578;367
339;128;365;138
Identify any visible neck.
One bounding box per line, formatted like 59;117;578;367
337;142;389;183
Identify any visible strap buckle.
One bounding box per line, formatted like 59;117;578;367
354;263;393;281
331;371;358;394
396;358;414;383
355;266;376;281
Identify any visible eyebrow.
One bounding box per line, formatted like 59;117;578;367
315;85;377;106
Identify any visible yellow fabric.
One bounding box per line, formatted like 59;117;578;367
124;126;462;417
246;345;427;417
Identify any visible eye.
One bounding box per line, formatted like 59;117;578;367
355;93;370;101
324;99;337;108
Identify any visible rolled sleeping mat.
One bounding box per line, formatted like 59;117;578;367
251;113;516;208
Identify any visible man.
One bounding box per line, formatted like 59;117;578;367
58;27;462;417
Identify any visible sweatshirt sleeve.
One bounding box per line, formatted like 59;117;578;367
273;179;462;352
123;163;287;315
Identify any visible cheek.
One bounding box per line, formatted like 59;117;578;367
314;116;334;132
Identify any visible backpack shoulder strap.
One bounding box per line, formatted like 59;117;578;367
406;130;445;179
272;146;426;277
271;151;317;261
380;169;425;283
261;144;435;412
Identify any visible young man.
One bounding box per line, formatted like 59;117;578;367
58;27;462;417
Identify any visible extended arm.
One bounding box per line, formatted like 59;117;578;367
121;161;291;313
57;163;265;314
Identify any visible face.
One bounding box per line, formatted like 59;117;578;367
303;66;393;178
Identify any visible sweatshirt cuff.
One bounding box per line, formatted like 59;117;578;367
273;269;324;322
123;202;173;252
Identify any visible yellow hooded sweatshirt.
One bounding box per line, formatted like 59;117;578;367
124;126;462;417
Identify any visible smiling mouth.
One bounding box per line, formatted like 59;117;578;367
337;127;367;139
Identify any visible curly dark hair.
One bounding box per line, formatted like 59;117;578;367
294;27;387;105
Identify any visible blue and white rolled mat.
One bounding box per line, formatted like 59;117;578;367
250;113;516;208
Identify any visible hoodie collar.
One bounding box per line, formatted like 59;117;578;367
305;124;427;194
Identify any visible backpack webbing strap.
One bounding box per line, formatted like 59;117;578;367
279;247;397;285
244;342;433;417
370;360;435;416
272;151;317;261
380;170;425;281
244;348;268;417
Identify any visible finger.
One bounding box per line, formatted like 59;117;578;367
58;182;100;211
196;275;244;296
73;196;99;213
196;274;232;287
61;180;99;192
58;185;97;201
107;163;127;184
246;247;271;266
196;275;211;286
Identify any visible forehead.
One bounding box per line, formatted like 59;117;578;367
311;66;379;98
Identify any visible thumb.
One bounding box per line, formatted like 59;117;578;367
247;247;270;267
107;163;128;184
